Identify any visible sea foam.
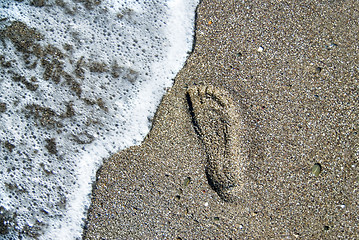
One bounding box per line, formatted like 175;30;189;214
0;0;199;239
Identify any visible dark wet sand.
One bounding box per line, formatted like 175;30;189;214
84;0;359;239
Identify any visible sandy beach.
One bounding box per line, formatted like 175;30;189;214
83;0;359;239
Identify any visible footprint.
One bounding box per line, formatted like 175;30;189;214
186;85;245;202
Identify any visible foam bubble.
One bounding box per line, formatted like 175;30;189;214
0;0;199;239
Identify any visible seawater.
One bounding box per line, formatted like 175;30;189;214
0;0;199;239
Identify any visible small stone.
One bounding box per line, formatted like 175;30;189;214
183;177;191;187
311;163;322;177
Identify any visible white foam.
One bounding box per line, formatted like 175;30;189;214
0;0;199;239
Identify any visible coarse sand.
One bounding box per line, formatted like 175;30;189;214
83;0;359;239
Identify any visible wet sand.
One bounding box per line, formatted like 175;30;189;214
83;0;359;239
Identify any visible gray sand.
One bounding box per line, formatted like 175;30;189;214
84;0;359;239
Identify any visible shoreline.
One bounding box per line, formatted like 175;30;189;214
84;0;359;239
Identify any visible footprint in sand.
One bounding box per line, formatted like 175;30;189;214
186;85;245;203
